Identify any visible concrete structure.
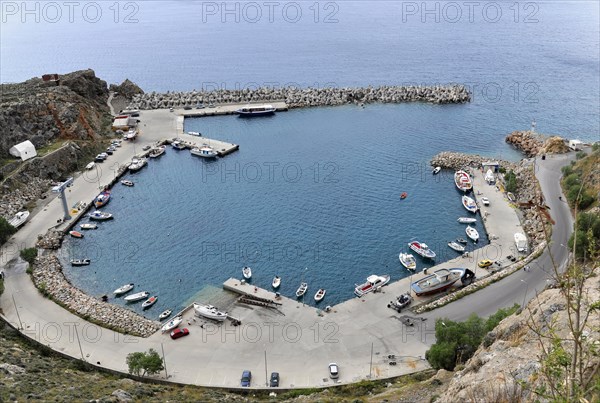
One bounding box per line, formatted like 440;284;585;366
112;116;138;131
9;140;37;161
568;139;583;150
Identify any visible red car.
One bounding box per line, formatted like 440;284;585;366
170;328;190;340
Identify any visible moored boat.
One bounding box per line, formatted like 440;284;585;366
94;190;111;208
272;276;281;289
161;316;183;332
432;166;441;175
190;145;218;158
80;223;97;230
193;303;228;321
159;309;172;320
8;211;30;228
454;170;473;192
148;146;166;158
398;253;417;271
466;225;479;242
296;282;308;298
462;195;478;213
121;180;134;187
128;157;147;172
456;238;468;244
124;291;149;302
142;295;158;309
236;104;276;116
172;140;186;150
408;241;436;259
314;289;326;302
242;266;252;279
89;210;113;221
113;283;134;295
69;230;84;238
411;268;466;296
70;258;91;266
457;217;477;224
447;241;466;252
187;131;201;136
354;274;390;297
400;192;408;199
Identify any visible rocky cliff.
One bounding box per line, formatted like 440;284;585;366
0;69;111;158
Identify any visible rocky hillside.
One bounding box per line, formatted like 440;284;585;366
505;130;570;157
0;69;111;158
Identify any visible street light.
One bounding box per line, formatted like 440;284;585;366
520;279;529;309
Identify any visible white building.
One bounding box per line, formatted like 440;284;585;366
9;140;37;161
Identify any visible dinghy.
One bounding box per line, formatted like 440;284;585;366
80;223;97;230
314;289;326;302
242;266;252;279
272;276;281;289
432;166;441;175
296;282;308;298
159;309;172;320
70;258;91;266
142;295;158;309
69;230;84;238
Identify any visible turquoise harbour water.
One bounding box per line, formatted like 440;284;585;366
61;104;495;315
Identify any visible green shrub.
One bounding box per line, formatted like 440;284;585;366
0;278;4;297
20;247;38;265
576;151;588;160
0;217;17;245
505;170;518;194
563;173;581;188
561;165;574;176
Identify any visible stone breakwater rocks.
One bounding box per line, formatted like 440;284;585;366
32;254;160;337
36;229;63;250
430;152;546;247
505;130;545;157
0;177;52;220
125;85;471;110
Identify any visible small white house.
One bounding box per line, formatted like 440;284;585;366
568;139;583;151
9;140;37;161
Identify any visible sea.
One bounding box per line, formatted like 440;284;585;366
2;1;598;314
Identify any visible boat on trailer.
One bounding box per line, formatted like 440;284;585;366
354;274;390;297
411;268;466;296
193;303;228;322
398;253;417;271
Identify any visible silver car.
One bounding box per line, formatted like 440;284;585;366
328;363;339;379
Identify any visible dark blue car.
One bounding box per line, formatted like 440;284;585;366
241;370;252;387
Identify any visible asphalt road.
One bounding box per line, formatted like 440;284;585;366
422;152;576;328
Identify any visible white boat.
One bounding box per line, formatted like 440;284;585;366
113;283;134;295
242;266;252;279
466;226;479;242
121;180;134;187
236;104;276;116
411;268;466;296
80;223;97;230
193;303;228;322
484;169;495;184
457;217;477;224
126;129;137;140
454;170;473;192
187;131;201;136
462;195;478;213
447;241;466;252
159;309;172;320
8;211;30;228
172;140;186;150
70;258;91;266
190;145;218;158
89;210;113;220
296;282;308;298
272;276;281;289
124;291;149;302
408;241;436;259
314;289;326;302
161;316;183;332
142;295;158;309
354;274;391;297
398;253;417;271
148;146;166;158
514;233;528;252
432;166;441;175
128;157;147;172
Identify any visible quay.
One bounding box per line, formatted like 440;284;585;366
175;100;288;118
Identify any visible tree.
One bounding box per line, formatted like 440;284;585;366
505;170;518;194
126;349;164;377
0;217;17;245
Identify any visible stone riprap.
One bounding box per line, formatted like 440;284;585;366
31;254;160;337
125;85;471;110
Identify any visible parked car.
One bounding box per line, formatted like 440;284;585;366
328;363;339;379
481;197;490;205
478;259;494;268
170;328;189;340
270;372;279;387
241;370;252;387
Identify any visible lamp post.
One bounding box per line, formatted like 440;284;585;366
520;279;529;309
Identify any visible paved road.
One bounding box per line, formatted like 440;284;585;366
422;152;575;326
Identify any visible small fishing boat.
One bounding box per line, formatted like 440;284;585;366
148;146;166;158
447;241;466;252
94;190;111;208
69;230;84;238
466;225;479;242
408;241;436;259
314;289;326;302
388;293;412;312
454;170;473;192
236;104;276;116
126;129;137;140
128;157;147;172
8;211;30;228
80;223;97;230
398;253;417;271
161;316;183;332
400;192;408;199
172;140;186;150
190;146;218;158
187;131;201;136
296;282;308;298
159;309;172;320
456;238;468;244
70;258;91;266
121;180;134;187
354;274;391;297
462;195;478;213
124;291;149;302
411;268;466;296
272;276;281;289
193;303;228;321
432;166;441;175
89;210;113;221
457;217;477;224
242;266;252;279
142;295;158;309
113;283;134;295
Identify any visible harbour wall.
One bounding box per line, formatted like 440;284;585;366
126;85;471;110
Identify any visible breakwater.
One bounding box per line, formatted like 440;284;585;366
125;85;471;110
